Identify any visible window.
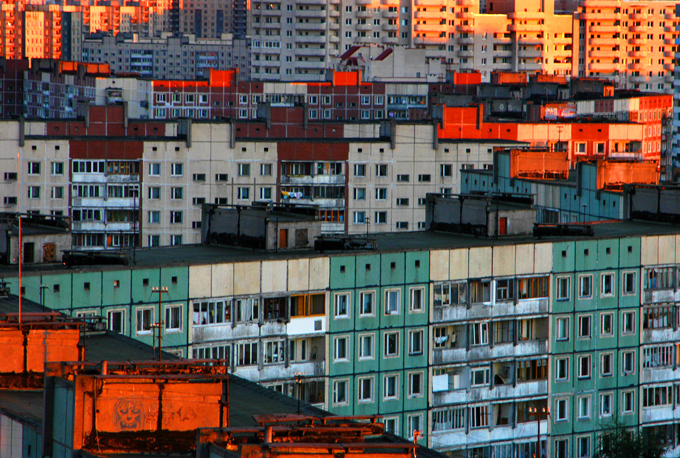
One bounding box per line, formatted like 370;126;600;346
555;398;568;421
622;390;634;413
383;374;398;400
354;164;366;177
471;367;490;387
578;315;592;339
51;162;64;175
600;393;613;417
260;187;272;200
260;163;272;176
238;163;251;176
622;351;635;374
148;235;160;247
353;188;366;200
578;355;591;379
334;336;349;362
334;293;349;318
358;377;374;402
469;280;490;303
418;174;431;183
148;187;161;199
107;310;124;333
408;330;423;355
136;308;153;334
470;322;489;346
601;353;613;376
237;187;250;200
333;380;348;405
554;439;570;458
578;396;590;419
385;290;400;314
440;164;453;177
556;317;570;341
353;211;366;224
470;405;488;429
375;188;387;200
236;342;258;366
579;275;592;298
493;320;515;343
360;292;374;316
645;266;674;289
623;271;636;295
622;311;635;334
576;436;590;458
171;163;183;176
384;332;399;357
433;407;465;431
556;357;569;381
359;334;374;360
170;211;183;224
216;173;229;182
171;187;183;200
601;273;614;296
410;288;424;312
408;372;423;398
28;162;41;175
496;279;514;301
170;235;183;245
396;174;410;182
518;276;548;299
374;211;387;224
601;313;614;337
149;163;161;176
556;276;570;300
376;164;388;177
643;344;674;369
193;173;206;182
51;187;64;199
148;211;160;224
407;414;423;438
264;340;286;364
516;359;548;382
28;186;40;199
165;305;182;331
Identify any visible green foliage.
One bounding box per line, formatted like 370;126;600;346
594;418;667;458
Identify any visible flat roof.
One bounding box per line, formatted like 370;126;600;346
4;220;680;278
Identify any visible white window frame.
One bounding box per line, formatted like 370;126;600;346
622;390;634;413
579;274;592;298
171;163;183;176
622;271;636;295
408;372;423;398
136;307;153;335
410;287;424;312
577;395;591;419
556;317;570;341
332;379;349;406
357;376;374;403
408;329;423;355
385;289;400;315
334;293;349;318
622;311;636;335
578;314;592;339
576;436;590;458
600;393;613;417
165;304;182;332
334;336;349;362
601;272;614;297
556;276;570;300
556;357;569;381
471;367;490;387
601;312;614;337
384;332;399;358
107;309;125;334
383;373;399;400
600;352;613;377
358;333;374;360
555;398;568;421
360;291;375;316
578;354;591;379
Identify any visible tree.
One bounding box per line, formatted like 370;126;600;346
594;418;668;458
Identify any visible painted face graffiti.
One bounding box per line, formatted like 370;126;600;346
113;399;144;431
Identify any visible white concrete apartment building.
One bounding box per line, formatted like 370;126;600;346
82;33;250;80
0;113;520;250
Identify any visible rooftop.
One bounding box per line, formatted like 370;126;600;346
5;220;680;277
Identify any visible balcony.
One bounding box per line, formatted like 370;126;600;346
382;11;399;18
590;25;620;33
414;36;447;45
642;327;680;345
321;222;344;233
457;50;473;58
296;47;326;56
382;24;398;31
295;10;327;19
356;11;372;18
640;406;674;425
414;24;443;32
414;0;446;5
356;24;373;31
296;23;327;31
509;24;543;32
432;346;467;364
294;35;326;44
414;11;441;19
643;288;680;304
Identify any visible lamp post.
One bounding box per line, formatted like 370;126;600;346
294;371;305;415
528;406;550;458
39;284;48;312
152;286;169;360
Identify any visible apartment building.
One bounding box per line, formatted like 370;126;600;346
81;33;250;80
5;218;680;457
179;0;249;39
0;83;668;249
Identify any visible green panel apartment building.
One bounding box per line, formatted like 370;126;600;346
3;222;680;458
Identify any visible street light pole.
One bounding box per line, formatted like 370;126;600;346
528;406;550;458
294;372;305;415
152;286;169;360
